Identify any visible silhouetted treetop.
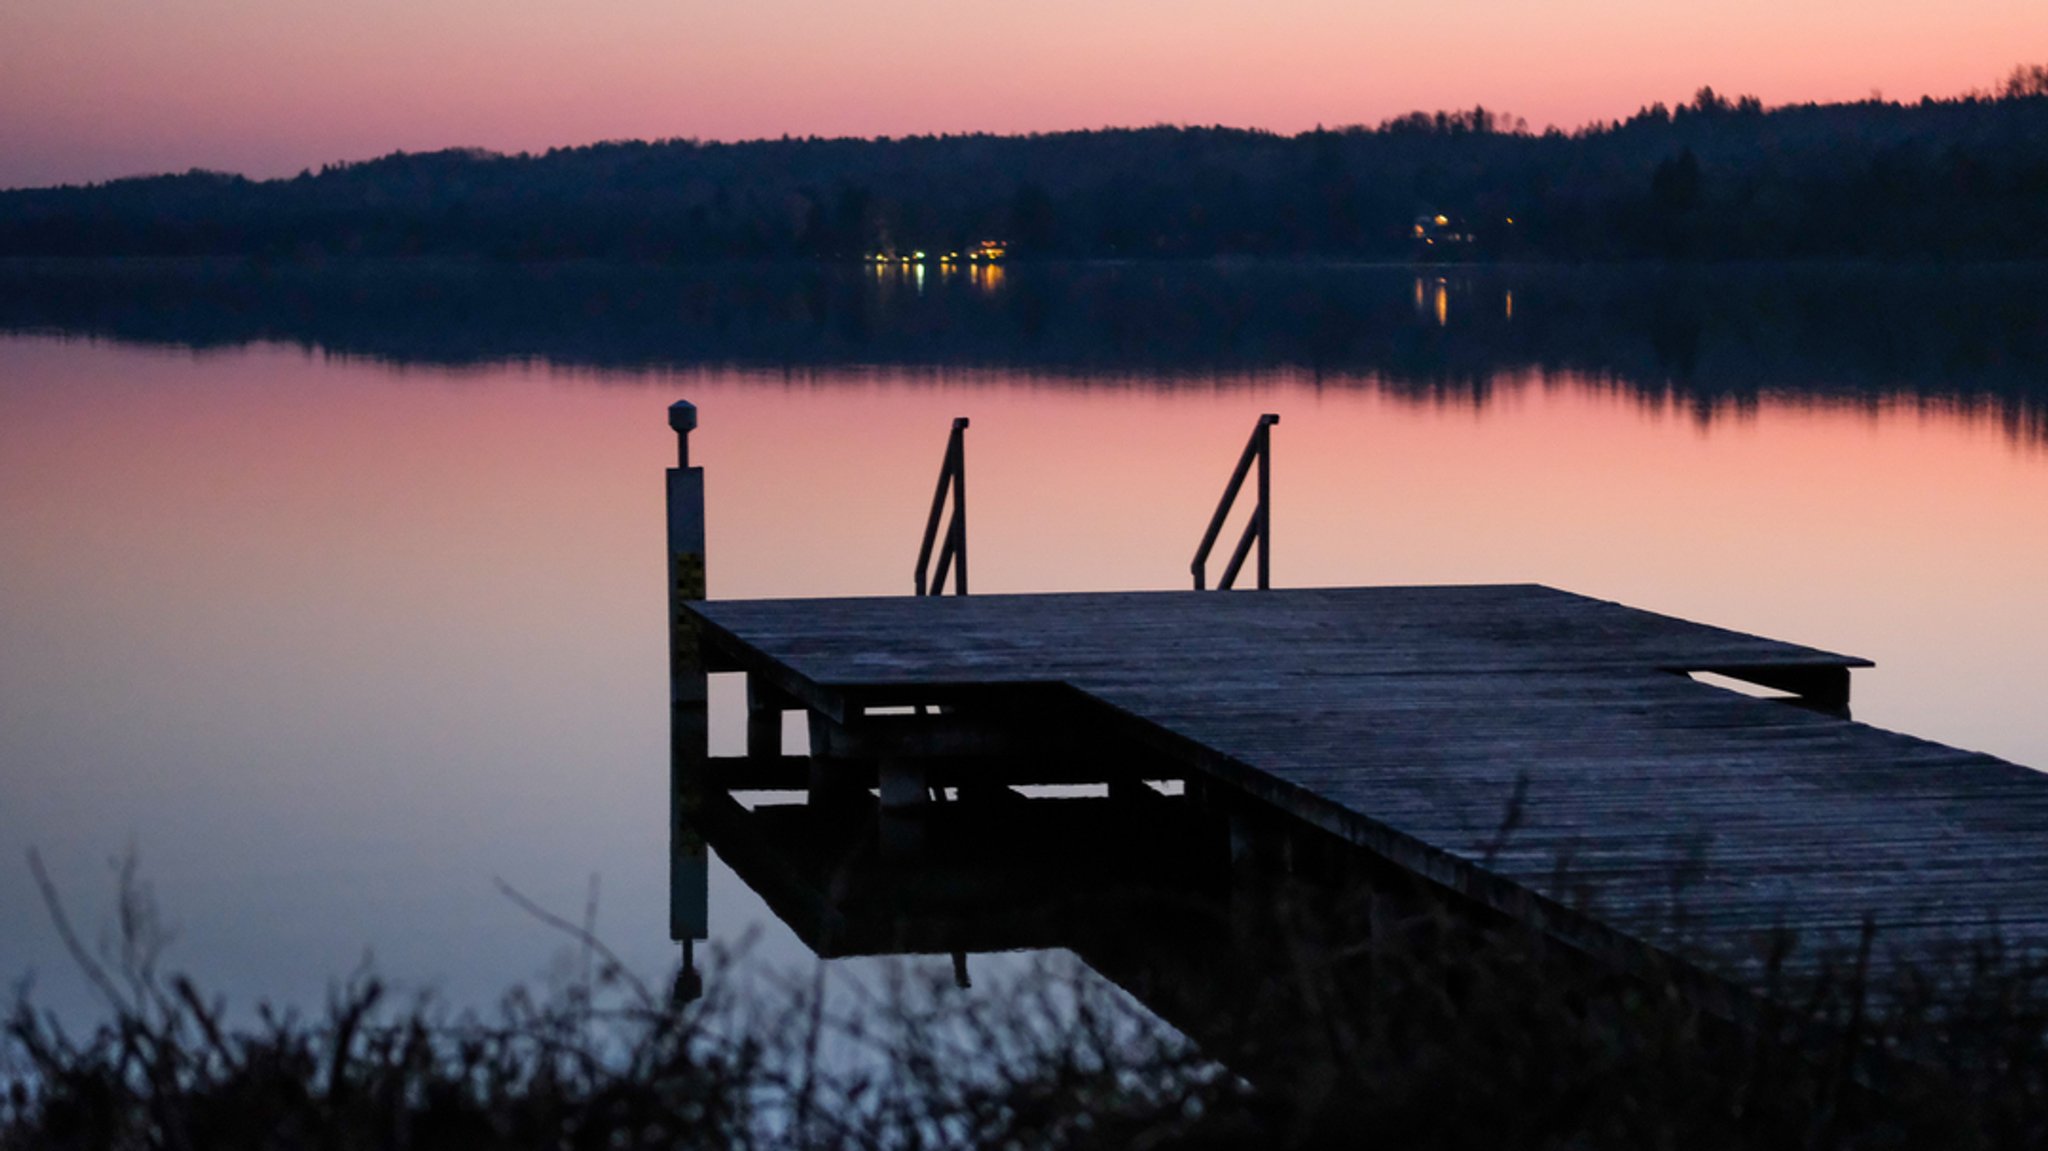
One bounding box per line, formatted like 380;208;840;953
2006;64;2048;100
3;69;2047;262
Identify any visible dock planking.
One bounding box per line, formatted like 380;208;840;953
687;584;2048;999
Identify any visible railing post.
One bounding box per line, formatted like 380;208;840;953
916;418;969;596
1256;417;1273;590
666;400;709;974
950;421;969;595
668;400;707;687
1193;414;1278;591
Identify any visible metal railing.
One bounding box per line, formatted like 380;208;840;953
1192;414;1278;590
914;418;970;596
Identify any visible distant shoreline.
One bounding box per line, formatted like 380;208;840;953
7;253;2048;274
5;94;2048;263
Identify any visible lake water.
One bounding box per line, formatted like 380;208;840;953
4;260;2048;1024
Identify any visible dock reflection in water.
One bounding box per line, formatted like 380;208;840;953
674;761;1439;1094
671;673;1306;1082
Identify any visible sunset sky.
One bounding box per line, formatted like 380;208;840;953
3;0;2043;189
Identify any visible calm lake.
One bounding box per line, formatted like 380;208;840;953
4;260;2048;1024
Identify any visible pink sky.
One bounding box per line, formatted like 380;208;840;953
4;0;2043;189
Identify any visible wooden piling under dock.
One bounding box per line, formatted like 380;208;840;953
685;584;2048;1001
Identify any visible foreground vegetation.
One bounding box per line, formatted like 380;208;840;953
2;68;2047;263
10;850;2048;1149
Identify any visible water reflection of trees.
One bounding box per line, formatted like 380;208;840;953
4;260;2047;440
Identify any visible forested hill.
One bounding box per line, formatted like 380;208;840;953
5;84;2048;262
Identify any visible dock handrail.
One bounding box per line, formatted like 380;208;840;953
1192;414;1278;590
914;418;970;596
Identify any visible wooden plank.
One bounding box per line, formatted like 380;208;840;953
683;584;2048;1002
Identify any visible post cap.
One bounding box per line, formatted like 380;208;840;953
668;401;698;434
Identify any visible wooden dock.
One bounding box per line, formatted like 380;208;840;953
686;583;2048;1000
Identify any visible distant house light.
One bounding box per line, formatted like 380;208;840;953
1433;214;1449;227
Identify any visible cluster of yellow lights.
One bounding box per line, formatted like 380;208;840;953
864;241;1008;266
1413;214;1514;240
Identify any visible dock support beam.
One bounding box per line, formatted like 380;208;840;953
806;711;873;806
879;756;930;858
668;400;709;970
747;673;787;759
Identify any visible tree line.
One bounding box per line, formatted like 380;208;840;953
2;72;2047;262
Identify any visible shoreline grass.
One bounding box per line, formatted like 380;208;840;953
12;850;2048;1149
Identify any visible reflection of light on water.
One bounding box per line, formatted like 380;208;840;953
1413;277;1426;315
970;263;1005;294
913;263;925;294
1504;290;1514;321
1434;281;1449;327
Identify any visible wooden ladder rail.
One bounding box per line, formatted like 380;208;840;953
1192;414;1279;590
914;417;970;596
